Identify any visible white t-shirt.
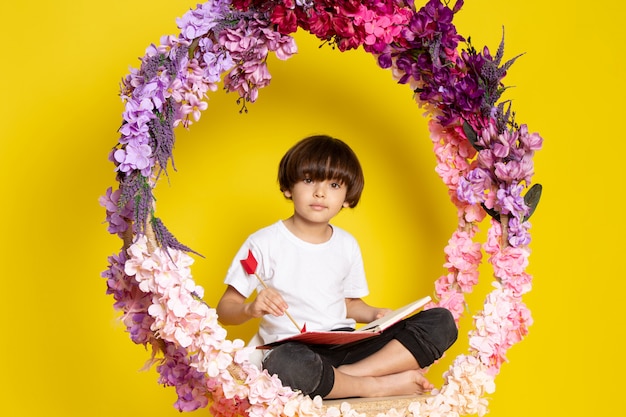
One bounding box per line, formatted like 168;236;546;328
224;220;369;345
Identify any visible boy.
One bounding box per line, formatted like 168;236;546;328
216;135;457;399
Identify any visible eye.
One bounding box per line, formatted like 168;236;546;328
303;178;313;184
331;182;343;189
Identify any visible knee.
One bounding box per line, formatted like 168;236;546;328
424;307;458;351
262;343;331;397
263;343;318;379
398;307;458;368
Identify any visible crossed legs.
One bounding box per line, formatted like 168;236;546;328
262;308;457;399
327;339;434;399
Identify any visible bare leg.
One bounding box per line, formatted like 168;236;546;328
325;340;434;399
337;339;420;377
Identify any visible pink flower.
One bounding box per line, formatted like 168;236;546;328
443;231;482;291
283;395;323;417
208;383;250;417
174;327;194;348
490;246;530;279
409;355;494;417
463;203;487;223
360;10;410;53
246;371;284;405
180;92;208;123
518;124;543;151
166;78;185;103
505;271;532;297
468;284;532;375
272;36;298;60
433;289;466;321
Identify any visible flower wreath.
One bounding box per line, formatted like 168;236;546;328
100;0;543;416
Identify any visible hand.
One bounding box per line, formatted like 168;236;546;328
345;298;394;323
373;308;393;320
247;288;289;318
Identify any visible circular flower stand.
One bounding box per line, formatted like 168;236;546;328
101;1;543;416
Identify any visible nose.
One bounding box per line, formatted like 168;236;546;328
313;183;326;198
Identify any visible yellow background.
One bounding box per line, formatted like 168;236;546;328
1;1;622;416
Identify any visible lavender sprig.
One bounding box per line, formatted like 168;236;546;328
151;217;203;258
149;105;176;177
134;175;155;234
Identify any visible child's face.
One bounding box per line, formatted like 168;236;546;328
284;177;350;225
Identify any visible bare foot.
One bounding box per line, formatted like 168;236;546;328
361;370;434;397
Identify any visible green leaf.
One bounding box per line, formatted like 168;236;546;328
481;203;501;223
523;183;542;221
463;120;483;151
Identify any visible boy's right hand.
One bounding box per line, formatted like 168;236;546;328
247;288;289;318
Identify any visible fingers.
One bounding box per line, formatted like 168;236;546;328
253;288;288;317
375;308;393;319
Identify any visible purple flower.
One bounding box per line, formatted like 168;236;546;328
127;311;156;345
139;70;171;112
495;183;527;218
199;38;235;83
457;168;492;205
101;251;156;345
156;343;210;412
102;208;128;236
119;98;155;147
113;143;153;176
219;13;296;107
377;52;392;68
176;0;232;40
99;187;132;236
507;216;531;247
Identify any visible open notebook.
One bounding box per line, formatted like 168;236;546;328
258;296;431;349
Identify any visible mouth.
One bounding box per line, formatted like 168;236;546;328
310;204;327;211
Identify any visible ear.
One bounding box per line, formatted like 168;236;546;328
283;190;292;199
342;201;351;208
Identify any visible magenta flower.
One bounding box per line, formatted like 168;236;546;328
357;6;412;54
270;3;300;34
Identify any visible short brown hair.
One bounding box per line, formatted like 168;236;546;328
278;135;365;208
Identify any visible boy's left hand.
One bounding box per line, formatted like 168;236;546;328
373;308;393;320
